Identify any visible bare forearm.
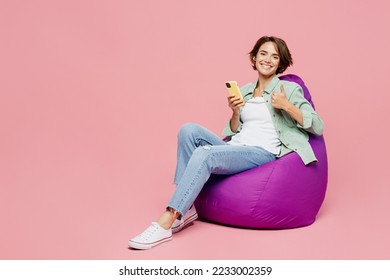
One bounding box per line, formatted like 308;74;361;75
229;112;241;132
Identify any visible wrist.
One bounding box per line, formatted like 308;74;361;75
232;110;240;118
282;102;293;112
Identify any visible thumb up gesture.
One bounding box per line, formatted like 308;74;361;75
271;85;289;110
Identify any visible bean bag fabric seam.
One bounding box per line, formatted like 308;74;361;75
250;161;277;217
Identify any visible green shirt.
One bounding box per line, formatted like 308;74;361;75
222;75;324;165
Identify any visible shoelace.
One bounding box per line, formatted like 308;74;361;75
136;224;159;241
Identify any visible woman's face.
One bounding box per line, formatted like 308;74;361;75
253;41;280;77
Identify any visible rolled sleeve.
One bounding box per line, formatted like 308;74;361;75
290;86;324;136
298;109;313;129
296;108;324;135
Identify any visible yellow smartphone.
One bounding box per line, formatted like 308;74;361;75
225;81;243;100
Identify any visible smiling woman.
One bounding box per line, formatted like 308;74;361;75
128;35;325;250
195;73;328;230
249;36;292;74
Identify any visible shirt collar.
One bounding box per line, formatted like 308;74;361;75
249;75;280;95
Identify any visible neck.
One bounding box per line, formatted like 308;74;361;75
257;74;275;91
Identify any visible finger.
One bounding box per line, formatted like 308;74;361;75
234;96;244;103
232;100;242;107
227;97;236;106
233;100;244;108
228;95;240;103
280;85;285;94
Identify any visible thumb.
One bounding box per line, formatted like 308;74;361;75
280;84;285;94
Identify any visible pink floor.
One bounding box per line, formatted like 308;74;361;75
1;0;390;260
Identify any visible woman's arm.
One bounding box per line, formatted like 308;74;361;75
229;112;241;133
271;84;324;135
227;95;245;133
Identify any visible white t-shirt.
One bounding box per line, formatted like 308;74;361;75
227;96;281;154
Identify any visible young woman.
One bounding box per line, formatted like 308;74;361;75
128;36;324;250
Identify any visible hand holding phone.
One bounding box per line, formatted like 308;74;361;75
225;81;243;100
226;81;245;114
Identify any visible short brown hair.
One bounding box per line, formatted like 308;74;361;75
248;36;293;74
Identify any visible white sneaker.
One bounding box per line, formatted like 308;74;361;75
171;205;198;234
128;222;172;250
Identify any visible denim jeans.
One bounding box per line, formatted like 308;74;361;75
167;123;276;217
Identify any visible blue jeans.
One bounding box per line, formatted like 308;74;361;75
167;123;276;217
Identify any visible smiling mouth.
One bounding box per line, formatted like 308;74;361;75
260;64;272;69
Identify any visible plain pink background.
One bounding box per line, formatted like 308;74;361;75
1;0;389;259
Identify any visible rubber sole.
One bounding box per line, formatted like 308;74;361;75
128;236;173;250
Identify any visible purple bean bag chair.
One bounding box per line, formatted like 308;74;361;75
194;74;328;229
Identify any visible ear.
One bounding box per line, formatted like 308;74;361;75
249;56;256;67
251;56;257;65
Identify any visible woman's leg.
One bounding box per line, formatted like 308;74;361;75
159;123;226;229
168;144;276;219
173;123;226;185
128;123;226;249
128;123;276;249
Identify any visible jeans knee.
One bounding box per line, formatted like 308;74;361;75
192;146;213;166
178;122;201;141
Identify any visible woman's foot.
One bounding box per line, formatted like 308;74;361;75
171;205;198;233
128;222;172;250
